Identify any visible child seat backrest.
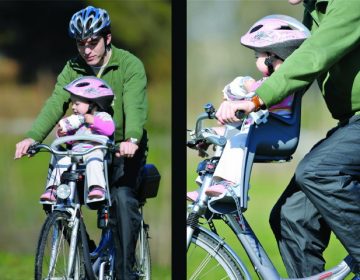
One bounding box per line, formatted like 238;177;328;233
252;89;305;162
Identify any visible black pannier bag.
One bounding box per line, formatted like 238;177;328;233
138;163;161;200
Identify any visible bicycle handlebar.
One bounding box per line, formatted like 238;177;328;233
188;103;246;148
27;135;119;157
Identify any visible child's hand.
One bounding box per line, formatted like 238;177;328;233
223;76;255;101
243;78;256;92
56;124;67;137
84;114;94;125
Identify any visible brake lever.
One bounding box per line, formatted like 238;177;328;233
27;142;40;156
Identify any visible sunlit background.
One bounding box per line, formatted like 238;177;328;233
0;1;171;279
187;1;349;279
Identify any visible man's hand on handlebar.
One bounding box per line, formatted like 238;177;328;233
14;138;36;159
216;100;256;125
115;142;138;158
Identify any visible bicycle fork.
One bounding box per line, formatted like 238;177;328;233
64;164;81;278
67;213;80;278
186;174;213;249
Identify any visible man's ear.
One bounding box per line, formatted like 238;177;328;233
106;33;112;46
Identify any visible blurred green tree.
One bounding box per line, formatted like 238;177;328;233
0;0;171;84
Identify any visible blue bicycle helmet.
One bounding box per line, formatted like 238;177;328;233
69;6;111;40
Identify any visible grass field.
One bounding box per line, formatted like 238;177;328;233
0;251;171;280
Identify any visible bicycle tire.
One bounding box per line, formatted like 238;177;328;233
135;223;151;280
35;211;86;280
187;227;247;280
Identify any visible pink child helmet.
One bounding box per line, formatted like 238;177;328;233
240;14;310;60
64;76;114;114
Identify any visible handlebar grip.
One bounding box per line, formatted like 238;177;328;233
235;110;246;119
109;144;120;154
26;141;40;154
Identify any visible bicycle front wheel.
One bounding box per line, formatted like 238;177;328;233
187;227;248;280
35;211;86;280
134;223;151;280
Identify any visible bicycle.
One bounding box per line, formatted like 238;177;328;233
186;96;358;280
27;135;160;280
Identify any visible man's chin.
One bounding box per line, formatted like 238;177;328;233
86;61;99;66
85;58;101;66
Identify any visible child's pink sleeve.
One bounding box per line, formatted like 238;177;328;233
91;115;115;136
249;77;268;92
251;78;294;116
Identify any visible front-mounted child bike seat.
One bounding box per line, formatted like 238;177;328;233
49;135;114;209
208;89;306;213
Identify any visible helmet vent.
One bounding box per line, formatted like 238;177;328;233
76;18;82;29
95;21;102;29
279;26;292;30
250;25;263;33
99;84;109;89
76;82;90;87
85;19;92;30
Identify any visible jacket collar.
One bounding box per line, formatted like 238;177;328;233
70;45;119;73
303;0;328;28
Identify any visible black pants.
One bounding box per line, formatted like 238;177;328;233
269;115;360;277
109;131;147;280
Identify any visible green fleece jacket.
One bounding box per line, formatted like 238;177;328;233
26;46;148;143
256;0;360;121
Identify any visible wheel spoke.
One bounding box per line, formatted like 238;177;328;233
187;228;245;280
35;212;85;280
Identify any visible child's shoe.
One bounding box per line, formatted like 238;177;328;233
87;186;106;202
186;191;199;202
40;186;57;204
205;180;235;197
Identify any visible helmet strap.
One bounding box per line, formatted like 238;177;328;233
264;54;275;76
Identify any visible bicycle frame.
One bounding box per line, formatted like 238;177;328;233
186;105;356;280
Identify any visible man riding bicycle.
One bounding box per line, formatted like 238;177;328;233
215;0;360;277
14;6;148;280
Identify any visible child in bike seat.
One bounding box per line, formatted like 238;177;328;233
40;76;115;204
187;15;310;203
